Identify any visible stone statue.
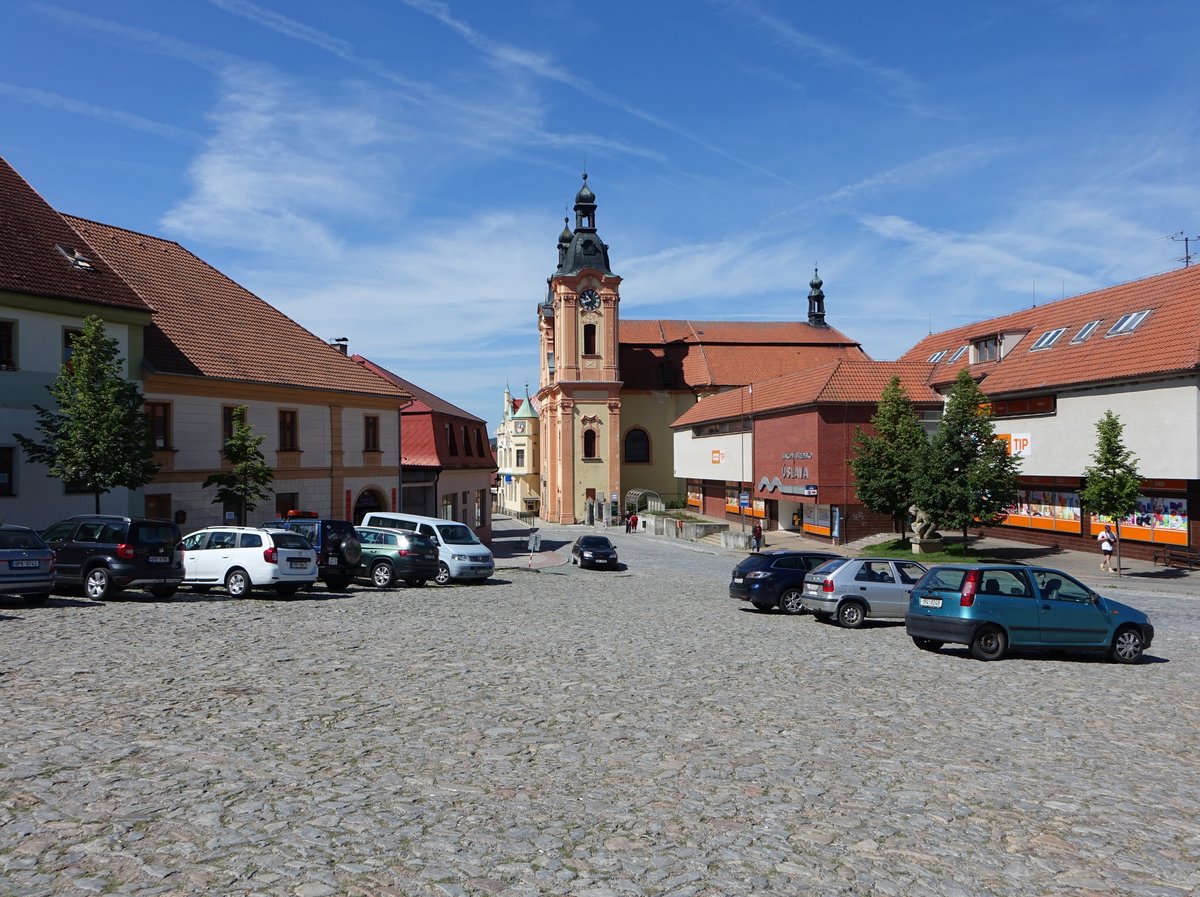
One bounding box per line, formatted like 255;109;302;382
909;505;939;541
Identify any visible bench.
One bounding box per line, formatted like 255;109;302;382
1152;546;1200;568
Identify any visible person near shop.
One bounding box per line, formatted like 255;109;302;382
1097;524;1116;572
752;523;763;552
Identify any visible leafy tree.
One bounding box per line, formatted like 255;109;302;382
850;376;929;534
1079;411;1142;576
15;315;158;513
203;405;273;525
914;368;1021;546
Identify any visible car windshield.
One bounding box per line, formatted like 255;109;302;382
271;532;311;550
734;555;774;573
436;523;479;545
579;537;612;549
810;558;850;576
0;530;47;550
132;523;178;546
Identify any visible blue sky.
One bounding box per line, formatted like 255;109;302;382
4;1;1198;432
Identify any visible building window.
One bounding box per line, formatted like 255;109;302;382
63;327;83;366
625;428;651;463
441;492;456;519
928;350;947;363
463;425;473;456
583;323;597;355
279;409;298;451
1106;309;1151;336
222;406;238;445
1070;320;1101;343
475;489;487;527
146;402;171;450
1029;327;1067;351
275;492;299;516
364;415;380;452
516;448;526;468
475;428;485;457
0;321;15;369
0;447;14;497
446;423;458;455
948;345;968;362
583;429;598;459
973;337;999;363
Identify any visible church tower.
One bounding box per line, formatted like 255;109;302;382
536;174;623;524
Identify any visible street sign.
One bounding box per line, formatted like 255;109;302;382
739;492;750;508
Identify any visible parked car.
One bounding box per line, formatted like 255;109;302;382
267;513;362;591
906;564;1154;663
358;512;494;585
0;524;56;605
802;557;928;627
181;526;317;597
40;515;184;600
570;535;619;570
354;526;440;588
729;549;841;614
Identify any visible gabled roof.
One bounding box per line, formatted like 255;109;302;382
671;361;940;428
619;319;869;390
899;264;1200;394
0;156;150;313
64;216;407;399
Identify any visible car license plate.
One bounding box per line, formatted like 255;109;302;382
805;584;817;593
594;558;608;564
919;597;942;608
288;559;309;567
148;556;168;564
10;559;39;569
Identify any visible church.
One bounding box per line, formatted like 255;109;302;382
535;176;868;525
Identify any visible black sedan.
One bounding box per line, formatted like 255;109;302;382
570;535;619;570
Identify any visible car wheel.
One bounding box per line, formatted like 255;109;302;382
85;567;114;601
371;561;396;588
405;578;426;587
434;563;452;586
275;584;300;598
779;588;806;616
22;593;51;606
224;568;250;598
1110;626;1145;664
837;600;865;629
970;625;1007;661
149;585;178;599
325;576;351;592
912;637;943;652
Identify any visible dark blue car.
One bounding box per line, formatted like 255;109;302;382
906;564;1154;663
729;550;840;614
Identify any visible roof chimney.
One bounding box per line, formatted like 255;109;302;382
330;336;349;355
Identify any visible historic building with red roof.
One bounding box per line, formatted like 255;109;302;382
898;264;1200;559
535;175;868;524
2;154;410;529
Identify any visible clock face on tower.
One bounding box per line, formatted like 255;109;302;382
514;421;526;433
578;289;601;310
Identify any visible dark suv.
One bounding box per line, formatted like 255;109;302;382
729;549;840;614
265;514;361;591
41;515;184;600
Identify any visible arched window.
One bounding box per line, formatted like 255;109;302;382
583;323;597;355
624;428;650;463
583;429;598;459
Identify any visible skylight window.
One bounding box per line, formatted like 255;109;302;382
1070;320;1101;343
1106;310;1151;336
1029;327;1067;351
928;350;947;363
948;345;968;363
56;244;95;271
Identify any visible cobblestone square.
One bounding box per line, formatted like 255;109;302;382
2;523;1198;897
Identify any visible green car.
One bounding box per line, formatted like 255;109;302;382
354;526;440;588
906;564;1154;663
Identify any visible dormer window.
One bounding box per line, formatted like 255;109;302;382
56;245;95;271
1106;309;1151;336
1070;320;1101;343
972;337;999;363
928;350;947;363
1029;327;1067;351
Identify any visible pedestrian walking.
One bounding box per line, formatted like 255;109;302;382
630;512;638;533
623;513;631;534
752;523;763;552
1097;523;1116;572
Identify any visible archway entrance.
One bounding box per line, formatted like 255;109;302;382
623;488;663;513
353;487;387;523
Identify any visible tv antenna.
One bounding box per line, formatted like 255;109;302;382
1167;231;1199;267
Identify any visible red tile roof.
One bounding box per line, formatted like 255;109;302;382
1;156;150;313
898;265;1200;395
64;216;408;399
619;318;869;390
671;360;940;428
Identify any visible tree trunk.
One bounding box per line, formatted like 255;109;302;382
93;488;102;514
1114;521;1123;577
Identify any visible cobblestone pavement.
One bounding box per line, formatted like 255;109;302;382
2;519;1199;897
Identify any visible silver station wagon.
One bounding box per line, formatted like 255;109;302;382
802;557;927;628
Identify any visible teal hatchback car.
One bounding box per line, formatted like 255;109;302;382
906;564;1154;663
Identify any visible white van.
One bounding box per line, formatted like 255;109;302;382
358;512;494;585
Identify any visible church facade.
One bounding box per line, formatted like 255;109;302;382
535;176;869;525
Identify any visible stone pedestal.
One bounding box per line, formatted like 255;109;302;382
911;537;943;555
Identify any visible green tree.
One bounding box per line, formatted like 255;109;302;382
203;405;273;525
15;315;158;513
849;376;929;534
1079;411;1142;576
915;368;1021;546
